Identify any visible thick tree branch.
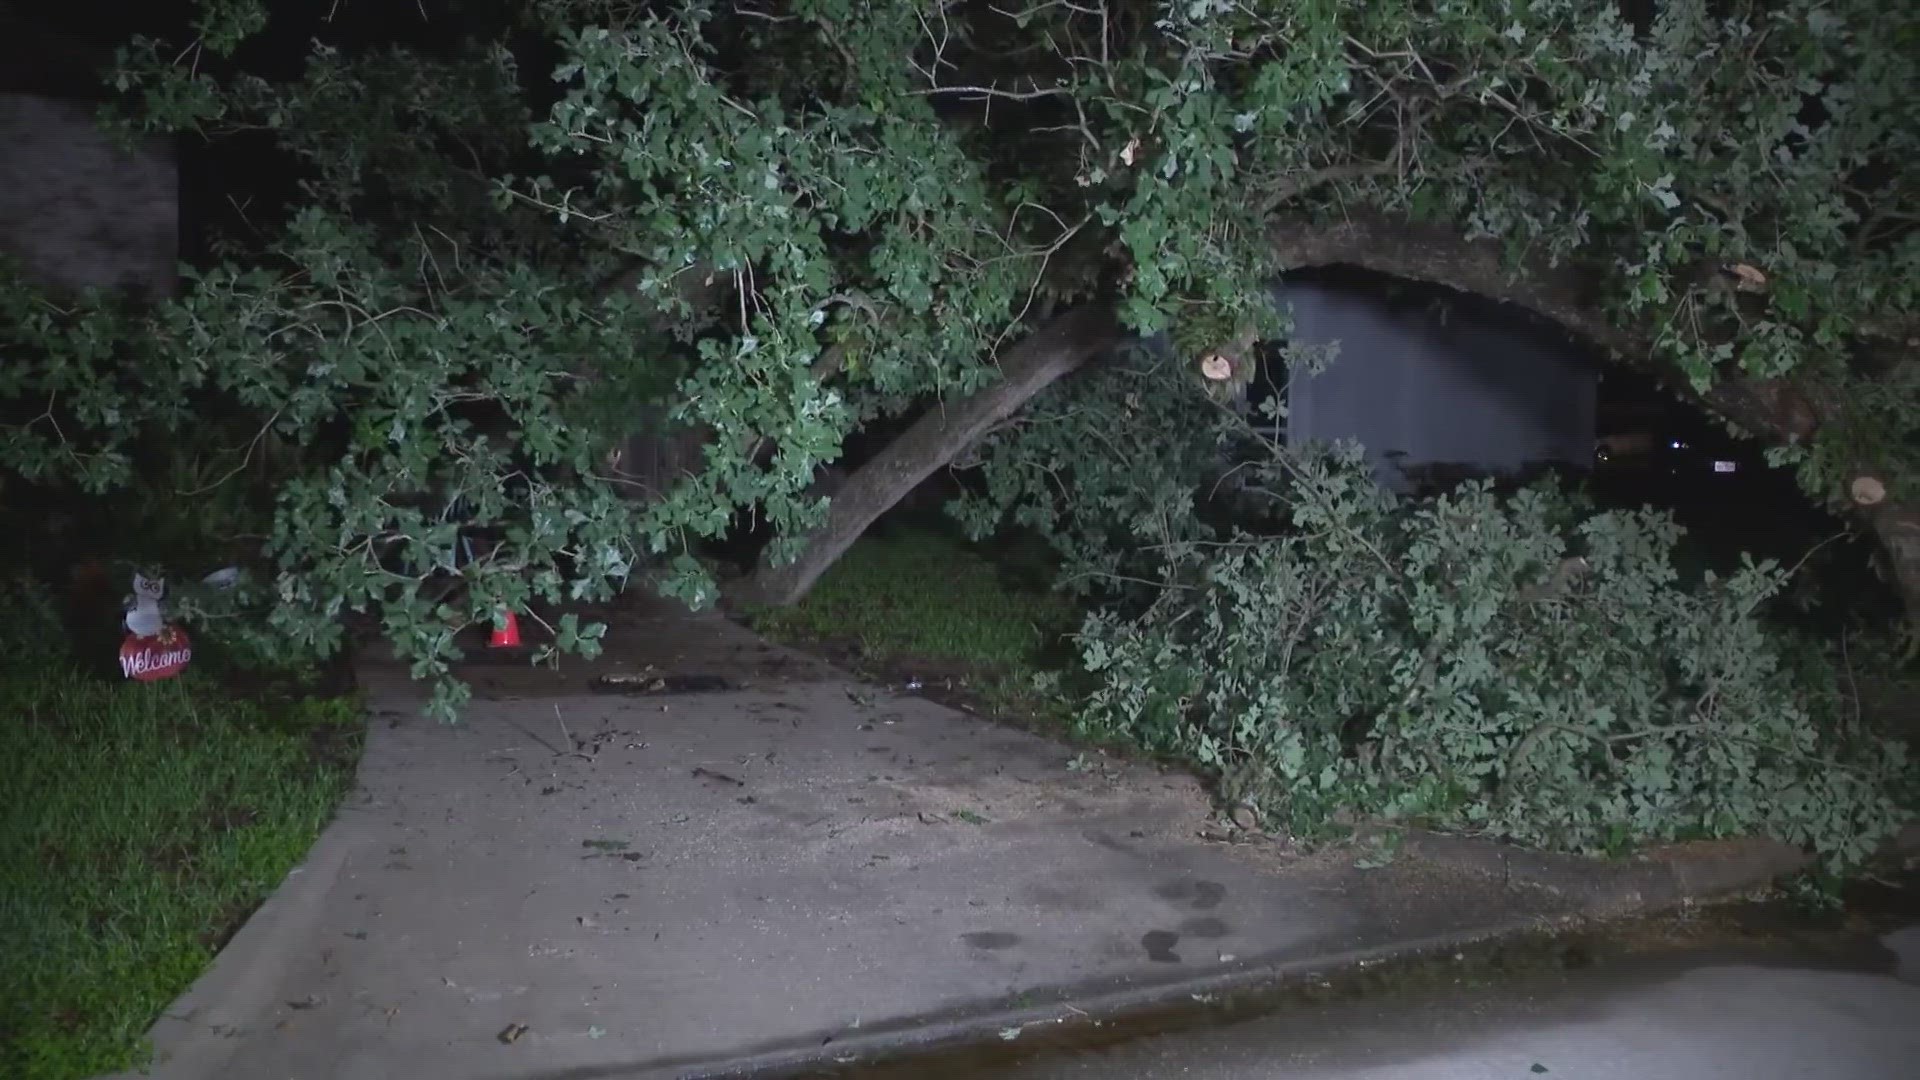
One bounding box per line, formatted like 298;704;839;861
732;302;1123;608
1269;211;1640;360
1265;210;1859;439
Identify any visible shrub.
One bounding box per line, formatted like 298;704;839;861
1072;446;1909;872
0;573;69;667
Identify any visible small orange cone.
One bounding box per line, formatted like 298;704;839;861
489;609;522;649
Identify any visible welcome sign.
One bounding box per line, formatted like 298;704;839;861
120;627;191;681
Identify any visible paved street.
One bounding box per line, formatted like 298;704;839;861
947;924;1920;1080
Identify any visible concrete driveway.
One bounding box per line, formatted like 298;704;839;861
112;600;1616;1080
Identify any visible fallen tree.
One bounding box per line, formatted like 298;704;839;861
1062;441;1913;874
727;302;1125;607
1;1;1915;716
728;0;1920;625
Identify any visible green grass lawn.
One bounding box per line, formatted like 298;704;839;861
0;661;360;1080
750;528;1084;704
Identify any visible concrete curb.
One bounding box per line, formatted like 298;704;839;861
1384;820;1920;918
676;918;1566;1080
671;820;1920;1079
1385;830;1810;918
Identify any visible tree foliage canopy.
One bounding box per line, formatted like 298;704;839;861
1065;440;1911;871
2;0;1916;716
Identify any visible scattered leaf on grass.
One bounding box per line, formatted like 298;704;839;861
955;810;989;825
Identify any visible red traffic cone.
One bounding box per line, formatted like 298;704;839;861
489;609;523;649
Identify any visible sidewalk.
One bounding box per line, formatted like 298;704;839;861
114;599;1609;1080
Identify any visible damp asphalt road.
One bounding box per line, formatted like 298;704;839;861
865;923;1920;1080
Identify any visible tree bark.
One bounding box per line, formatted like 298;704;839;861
1268;210;1920;627
733;302;1123;608
1866;502;1920;632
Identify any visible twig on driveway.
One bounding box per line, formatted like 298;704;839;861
503;713;594;763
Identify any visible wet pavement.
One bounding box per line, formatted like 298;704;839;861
798;891;1920;1080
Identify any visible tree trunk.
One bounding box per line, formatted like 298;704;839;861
1268;210;1920;628
1868;502;1920;630
732;303;1122;608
